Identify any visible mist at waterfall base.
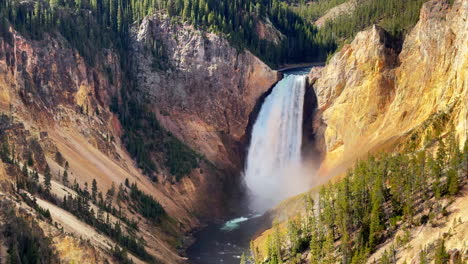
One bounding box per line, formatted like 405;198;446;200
244;73;313;213
187;67;313;264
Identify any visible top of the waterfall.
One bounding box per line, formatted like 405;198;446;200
282;66;313;76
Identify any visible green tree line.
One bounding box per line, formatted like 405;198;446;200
0;0;330;67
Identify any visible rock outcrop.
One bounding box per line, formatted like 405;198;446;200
132;14;280;170
0;29;120;117
313;0;468;176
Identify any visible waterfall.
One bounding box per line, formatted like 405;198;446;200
244;73;309;212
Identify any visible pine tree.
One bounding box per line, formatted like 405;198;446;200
429;156;442;199
44;165;52;193
446;168;459;196
62;170;68;187
250;240;260;264
288;216;302;254
240;253;246;264
369;173;384;249
322;228;335;264
269;220;283;264
22;163;28;177
83;181;89;198
33;171;39;182
437;140;447;169
309;211;322;264
434;239;449;264
419;248;428;264
27;151;34;166
117;183;126;203
1;140;10;162
182;0;191;18
92;179;98;201
106;182;116;207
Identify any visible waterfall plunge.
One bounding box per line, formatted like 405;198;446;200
244;74;312;212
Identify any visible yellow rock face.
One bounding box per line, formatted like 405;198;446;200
53;236;105;264
314;0;468;177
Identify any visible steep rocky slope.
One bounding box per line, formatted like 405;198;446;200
314;0;467;177
132;14;280;170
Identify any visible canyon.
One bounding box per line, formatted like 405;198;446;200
0;0;466;263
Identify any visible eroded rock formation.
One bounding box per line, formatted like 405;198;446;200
313;0;467;176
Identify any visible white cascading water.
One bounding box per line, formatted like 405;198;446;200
244;73;310;212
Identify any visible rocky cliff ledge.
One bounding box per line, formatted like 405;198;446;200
313;0;467;176
132;14;280;171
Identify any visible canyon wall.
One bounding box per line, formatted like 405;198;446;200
313;0;467;177
132;15;280;170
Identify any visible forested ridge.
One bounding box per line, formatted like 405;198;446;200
314;0;428;51
0;0;434;69
287;0;430;58
251;130;468;264
0;0;330;66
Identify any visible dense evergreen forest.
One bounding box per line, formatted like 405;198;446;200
315;0;427;50
287;0;348;21
253;132;467;264
112;94;200;181
0;0;432;68
0;0;330;66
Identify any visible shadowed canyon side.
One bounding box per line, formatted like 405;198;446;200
314;0;468;178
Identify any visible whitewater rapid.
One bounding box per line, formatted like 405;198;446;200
244;73;308;212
